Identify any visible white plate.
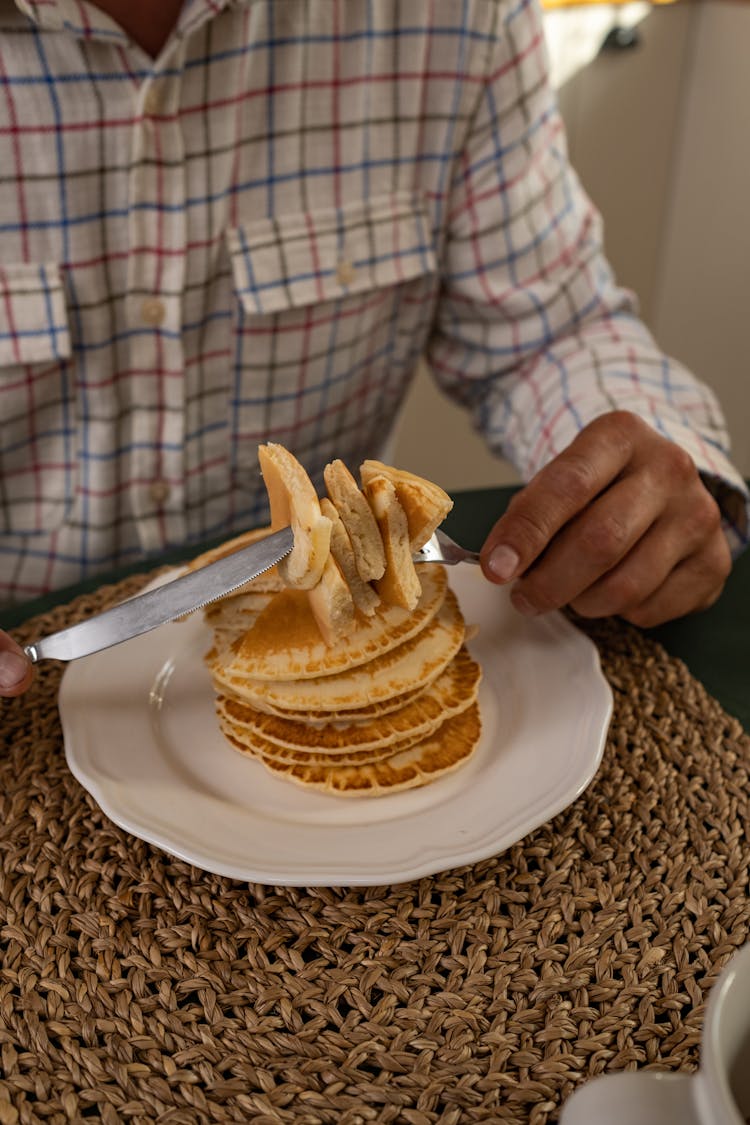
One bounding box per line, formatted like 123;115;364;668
60;567;613;886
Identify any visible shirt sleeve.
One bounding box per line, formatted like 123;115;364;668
425;0;749;556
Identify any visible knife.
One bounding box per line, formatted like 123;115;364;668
23;526;294;664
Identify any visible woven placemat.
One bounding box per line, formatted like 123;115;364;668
2;571;749;1125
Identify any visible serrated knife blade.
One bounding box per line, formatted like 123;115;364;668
23;526;294;663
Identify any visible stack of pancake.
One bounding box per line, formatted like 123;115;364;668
190;447;483;797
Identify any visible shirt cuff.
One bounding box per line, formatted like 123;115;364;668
700;473;749;560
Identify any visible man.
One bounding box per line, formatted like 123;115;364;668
0;0;747;697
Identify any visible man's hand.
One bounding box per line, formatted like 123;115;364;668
0;631;33;697
480;411;731;628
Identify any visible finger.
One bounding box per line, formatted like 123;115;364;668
481;415;636;583
622;537;731;628
0;637;33;697
566;519;686;619
507;471;665;615
568;490;728;621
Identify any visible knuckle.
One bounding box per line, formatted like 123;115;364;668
674;493;723;552
605;409;643;443
661;442;696;484
609;408;641;430
694;538;732;585
579;512;631;566
691;491;722;537
550;454;598;508
588;409;643;456
602;569;644;611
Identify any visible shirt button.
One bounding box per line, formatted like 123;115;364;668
336;258;355;286
141;297;166;326
149;480;171;505
143;85;162;116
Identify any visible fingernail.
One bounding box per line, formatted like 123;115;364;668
487;545;520;583
0;651;29;689
511;592;539;616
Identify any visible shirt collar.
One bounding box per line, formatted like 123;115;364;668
8;0;251;42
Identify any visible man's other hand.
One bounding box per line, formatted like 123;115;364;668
481;411;731;628
0;631;33;697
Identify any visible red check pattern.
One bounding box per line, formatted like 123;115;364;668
0;0;747;601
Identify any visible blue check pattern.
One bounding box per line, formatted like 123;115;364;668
0;0;746;601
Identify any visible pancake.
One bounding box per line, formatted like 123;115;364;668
360;459;454;551
208;583;465;711
323;458;386;582
258;443;332;589
243;704;482;796
218;681;427;723
306;553;356;646
319;496;381;617
221;563;447;682
364;474;422;611
220;723;401;768
220;713;427;768
204;589;275;638
216;646;480;755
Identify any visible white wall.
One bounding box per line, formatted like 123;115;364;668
650;0;750;479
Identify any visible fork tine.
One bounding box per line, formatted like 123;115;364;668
437;529;481;565
412;530;481;565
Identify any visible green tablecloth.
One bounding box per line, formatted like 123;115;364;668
4;486;748;730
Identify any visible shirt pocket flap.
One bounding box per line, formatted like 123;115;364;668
0;263;72;367
227;191;436;316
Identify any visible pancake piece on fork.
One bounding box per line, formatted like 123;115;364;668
360;458;454;550
364;474;423;612
323;458;386;582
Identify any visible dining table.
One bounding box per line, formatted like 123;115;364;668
2;484;749;1125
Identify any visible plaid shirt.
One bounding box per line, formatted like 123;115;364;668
0;0;747;602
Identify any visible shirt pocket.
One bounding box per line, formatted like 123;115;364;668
0;263;76;535
227;190;436;315
224;190;437;485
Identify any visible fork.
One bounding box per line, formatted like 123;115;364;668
412;528;481;566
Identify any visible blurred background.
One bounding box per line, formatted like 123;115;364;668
392;0;750;489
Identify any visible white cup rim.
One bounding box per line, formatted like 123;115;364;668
700;942;750;1125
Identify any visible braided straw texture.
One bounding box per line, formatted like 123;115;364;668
2;571;749;1125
